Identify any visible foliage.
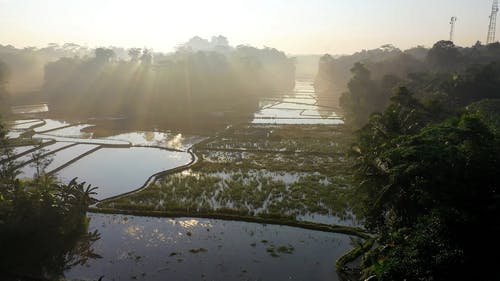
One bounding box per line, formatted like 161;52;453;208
0;179;101;280
339;63;399;128
317;41;500;129
0;60;11;114
466;99;500;134
315;45;407;98
0;116;5;144
361;214;465;281
336;41;500;280
351;89;500;280
426;40;462;72
0;118;100;280
42;43;295;131
100;125;356;224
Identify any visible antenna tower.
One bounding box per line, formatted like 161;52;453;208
450;17;457;42
487;0;499;44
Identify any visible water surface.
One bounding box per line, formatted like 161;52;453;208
45;144;100;173
10;120;44;130
33;134;130;145
57;147;192;199
253;118;343;125
65;213;354;281
15;142;74;166
102;132;203;151
34;119;70;133
252;80;343;125
11;104;48;114
47;124;95;138
0;145;37;161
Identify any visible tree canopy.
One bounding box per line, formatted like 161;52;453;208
42;41;295;131
319;41;500;129
348;87;500;280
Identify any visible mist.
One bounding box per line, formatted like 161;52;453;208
1;1;500;281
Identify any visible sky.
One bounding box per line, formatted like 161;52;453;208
0;0;497;55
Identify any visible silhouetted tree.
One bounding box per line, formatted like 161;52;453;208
42;38;295;131
0;60;10;114
94;47;115;62
128;48;142;61
426;40;462;72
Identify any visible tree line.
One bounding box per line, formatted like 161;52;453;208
325;41;500;280
315;42;500;125
0;37;296;131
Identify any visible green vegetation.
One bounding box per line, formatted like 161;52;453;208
276;244;295;254
0;118;100;280
99;125;358;224
264;244;295;257
330;41;500;280
354;106;500;280
188;248;208;254
5;35;498;281
336;238;374;273
317;41;500;128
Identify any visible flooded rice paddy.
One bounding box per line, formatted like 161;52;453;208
64;213;355;281
58;147;191;200
10;103;49;114
6;118;196;200
4;81;360;280
252;81;344;125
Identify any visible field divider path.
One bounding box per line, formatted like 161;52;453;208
0;140;56;164
14;142;78;169
35;122;83;134
48;145;104;175
94;130;223;205
95;145;201;206
201;147;344;156
90;125;371;239
133;145;184;153
89;206;372;238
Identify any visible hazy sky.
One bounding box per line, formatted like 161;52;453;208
0;0;497;55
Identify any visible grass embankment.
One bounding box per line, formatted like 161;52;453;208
89;207;370;238
336;238;375;271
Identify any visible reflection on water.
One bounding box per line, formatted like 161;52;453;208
270;102;318;110
45;144;100;173
47;124;95;138
1;215;100;280
65;214;354;281
10;120;44;130
99;131;204;151
11;104;49;114
34;119;70;133
10;119;41;124
6;119;199;200
178;219;203;228
57;147;192;200
0;145;37;161
252;80;343;125
33;134;130;145
253;118;343;125
15;142;73;166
